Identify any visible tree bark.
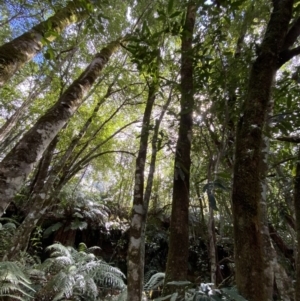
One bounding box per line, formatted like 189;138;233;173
0;47;77;144
0;0;90;87
0;39;121;217
294;145;300;301
163;1;196;295
4;136;58;260
232;1;293;300
127;78;158;301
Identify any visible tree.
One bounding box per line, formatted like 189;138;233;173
0;38;122;217
0;0;93;87
163;1;196;295
127;75;159;301
232;1;295;299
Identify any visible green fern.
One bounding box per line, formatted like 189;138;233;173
36;243;125;301
0;261;35;301
144;272;165;291
144;274;248;301
0;218;18;258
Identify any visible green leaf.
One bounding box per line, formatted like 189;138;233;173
170;11;182;18
45;48;55;60
70;220;87;230
208;192;218;211
221;287;248;301
167;0;174;14
43;222;63;238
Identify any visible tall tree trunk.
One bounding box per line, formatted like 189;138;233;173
260;107;275;300
0;0;90;87
163;1;196;295
0;39;121;217
232;1;293;300
294;145;300;301
127;78;158;301
4;76;123;258
0;46;77;144
4;136;59;260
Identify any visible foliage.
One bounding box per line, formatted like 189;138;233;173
0;217;19;258
37;243;126;301
144;274;247;301
0;0;300;300
0;261;35;301
43;188;111;239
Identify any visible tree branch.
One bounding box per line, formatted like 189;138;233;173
282;17;300;50
276;136;300;143
278;45;300;67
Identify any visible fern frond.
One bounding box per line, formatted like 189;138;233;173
96;271;126;289
78;242;88;253
0;293;28;301
46;243;71;257
144;272;165;290
144;269;159;284
0;262;31;284
87;246;101;253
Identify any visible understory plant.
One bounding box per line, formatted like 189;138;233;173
143;272;247;301
0;243;126;301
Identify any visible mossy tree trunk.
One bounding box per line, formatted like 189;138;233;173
232;1;293;300
0;39;121;217
163;1;196;294
0;0;90;87
127;77;158;301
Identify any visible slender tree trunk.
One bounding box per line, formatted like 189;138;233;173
127;78;158;301
0;0;90;87
232;1;293;300
294;145;300;301
163;1;196;295
208;206;217;285
0;39;121;217
138;85;173;297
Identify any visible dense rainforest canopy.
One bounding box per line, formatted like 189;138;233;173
1;0;300;300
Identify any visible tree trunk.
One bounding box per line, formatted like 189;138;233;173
0;39;121;217
294;145;300;301
0;47;77;144
0;0;90;87
232;1;293;300
127;78;158;301
163;1;196;295
4;137;58;260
